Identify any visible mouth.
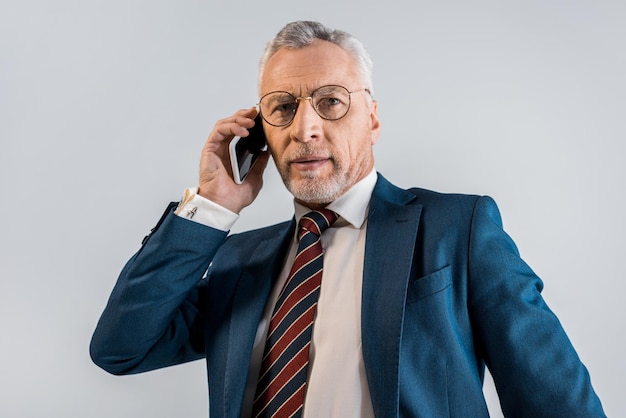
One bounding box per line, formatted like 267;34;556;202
289;155;331;170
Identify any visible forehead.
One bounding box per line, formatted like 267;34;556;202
260;40;361;95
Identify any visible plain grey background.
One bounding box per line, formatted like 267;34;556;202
1;1;624;417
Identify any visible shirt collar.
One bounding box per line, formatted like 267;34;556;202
294;168;377;230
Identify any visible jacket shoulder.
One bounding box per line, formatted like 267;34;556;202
407;186;482;205
374;173;485;209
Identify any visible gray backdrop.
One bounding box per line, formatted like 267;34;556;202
1;1;624;417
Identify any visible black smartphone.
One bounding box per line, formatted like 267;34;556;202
229;114;267;184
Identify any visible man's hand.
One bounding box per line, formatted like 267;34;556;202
198;107;270;213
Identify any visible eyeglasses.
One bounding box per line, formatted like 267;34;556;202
258;85;371;127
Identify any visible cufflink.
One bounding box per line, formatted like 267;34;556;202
185;206;198;219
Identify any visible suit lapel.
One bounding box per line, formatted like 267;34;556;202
222;220;295;417
362;175;422;417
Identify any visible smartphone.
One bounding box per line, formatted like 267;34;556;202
229;114;267;184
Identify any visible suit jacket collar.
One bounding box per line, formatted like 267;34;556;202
362;174;422;417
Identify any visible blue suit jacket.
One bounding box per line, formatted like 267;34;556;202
91;174;604;417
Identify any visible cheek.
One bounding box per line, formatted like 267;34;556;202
339;126;371;161
340;142;358;165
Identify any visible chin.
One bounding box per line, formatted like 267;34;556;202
286;176;348;205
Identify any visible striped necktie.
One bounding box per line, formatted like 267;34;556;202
252;209;338;418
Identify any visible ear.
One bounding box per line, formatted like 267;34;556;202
369;100;381;145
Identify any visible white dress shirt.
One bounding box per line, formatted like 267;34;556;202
176;169;377;418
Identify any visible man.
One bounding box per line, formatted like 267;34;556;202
90;21;605;417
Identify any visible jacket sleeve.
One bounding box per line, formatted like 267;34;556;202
90;203;228;375
467;196;605;417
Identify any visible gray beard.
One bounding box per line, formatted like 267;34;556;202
280;162;350;205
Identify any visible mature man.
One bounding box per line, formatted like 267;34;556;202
91;21;605;417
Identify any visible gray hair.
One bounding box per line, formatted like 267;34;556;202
258;21;374;96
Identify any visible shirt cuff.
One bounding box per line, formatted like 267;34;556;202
174;187;239;231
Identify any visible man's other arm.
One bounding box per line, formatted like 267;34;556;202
90;204;227;375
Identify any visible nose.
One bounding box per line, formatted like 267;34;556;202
289;98;321;143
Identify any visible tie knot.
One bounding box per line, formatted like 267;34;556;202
299;209;338;238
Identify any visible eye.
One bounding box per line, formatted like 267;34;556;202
273;102;297;115
315;95;346;111
320;97;342;106
260;91;300;125
314;91;349;118
312;86;350;115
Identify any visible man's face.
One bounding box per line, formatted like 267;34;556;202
259;40;380;208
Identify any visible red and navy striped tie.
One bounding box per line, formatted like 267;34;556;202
252;209;338;418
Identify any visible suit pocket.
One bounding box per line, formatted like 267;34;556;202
406;265;452;304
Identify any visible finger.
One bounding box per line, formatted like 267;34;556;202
227;107;259;137
206;107;259;150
